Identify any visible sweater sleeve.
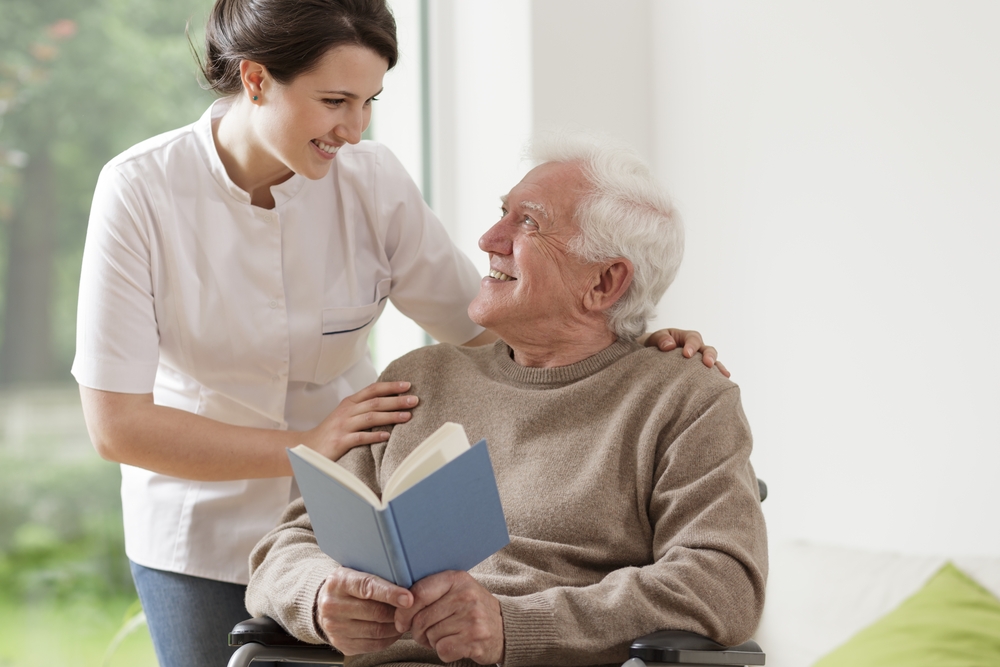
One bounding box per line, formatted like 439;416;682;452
496;385;768;667
245;446;382;644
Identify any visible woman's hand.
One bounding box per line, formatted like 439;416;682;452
643;328;730;378
301;381;418;461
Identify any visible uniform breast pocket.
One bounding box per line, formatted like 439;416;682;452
313;279;391;385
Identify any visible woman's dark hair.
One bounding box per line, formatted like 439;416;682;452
193;0;398;95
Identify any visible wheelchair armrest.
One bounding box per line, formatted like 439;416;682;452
230;618;765;666
229;616;322;648
629;630;765;666
228;617;346;667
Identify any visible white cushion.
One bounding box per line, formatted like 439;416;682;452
953;555;1000;600
753;541;945;667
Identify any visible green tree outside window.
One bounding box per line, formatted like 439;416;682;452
1;0;215;663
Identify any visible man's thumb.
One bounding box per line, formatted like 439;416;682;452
350;572;412;608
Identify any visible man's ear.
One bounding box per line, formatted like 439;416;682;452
583;259;633;313
239;60;268;101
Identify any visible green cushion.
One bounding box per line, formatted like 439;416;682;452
814;562;1000;667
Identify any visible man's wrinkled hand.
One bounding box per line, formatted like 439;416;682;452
394;570;504;665
315;567;414;655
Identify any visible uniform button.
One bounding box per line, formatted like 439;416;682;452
268;300;278;309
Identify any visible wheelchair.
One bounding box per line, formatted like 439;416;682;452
227;483;769;667
227;617;764;666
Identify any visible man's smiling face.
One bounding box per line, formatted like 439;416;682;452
468;161;599;341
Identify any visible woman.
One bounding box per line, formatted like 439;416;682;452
72;1;723;665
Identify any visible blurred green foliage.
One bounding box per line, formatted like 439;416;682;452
0;0;216;384
0;0;217;598
0;452;130;602
0;595;156;665
0;388;158;664
0;0;219;660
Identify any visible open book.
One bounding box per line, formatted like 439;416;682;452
287;422;510;588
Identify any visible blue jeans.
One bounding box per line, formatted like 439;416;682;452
130;560;304;667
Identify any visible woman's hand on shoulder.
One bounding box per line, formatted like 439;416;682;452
642;328;730;378
302;381;418;461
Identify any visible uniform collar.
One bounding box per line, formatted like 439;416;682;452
194;98;307;209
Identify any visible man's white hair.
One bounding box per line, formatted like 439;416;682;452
530;131;684;341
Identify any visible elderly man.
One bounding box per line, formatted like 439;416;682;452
245;135;767;667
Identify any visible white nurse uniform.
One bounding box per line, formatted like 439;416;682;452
71;99;483;584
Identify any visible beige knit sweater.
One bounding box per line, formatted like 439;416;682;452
247;340;767;667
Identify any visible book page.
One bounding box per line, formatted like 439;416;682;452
383;422;470;502
289;444;382;507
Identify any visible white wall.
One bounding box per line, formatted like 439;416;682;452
531;0;653;163
656;2;1000;556
532;1;1000;556
371;0;533;369
369;0;427;368
371;0;533;371
429;0;533;278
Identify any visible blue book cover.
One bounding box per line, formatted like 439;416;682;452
288;433;510;589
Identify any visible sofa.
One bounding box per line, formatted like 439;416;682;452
752;541;1000;666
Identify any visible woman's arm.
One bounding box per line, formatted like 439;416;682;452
640;328;730;378
80;381;417;481
461;330;499;346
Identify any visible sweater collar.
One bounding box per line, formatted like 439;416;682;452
491;338;638;387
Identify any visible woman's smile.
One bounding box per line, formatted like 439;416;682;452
311;139;341;158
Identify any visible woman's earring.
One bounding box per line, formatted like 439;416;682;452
252;95;259;101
